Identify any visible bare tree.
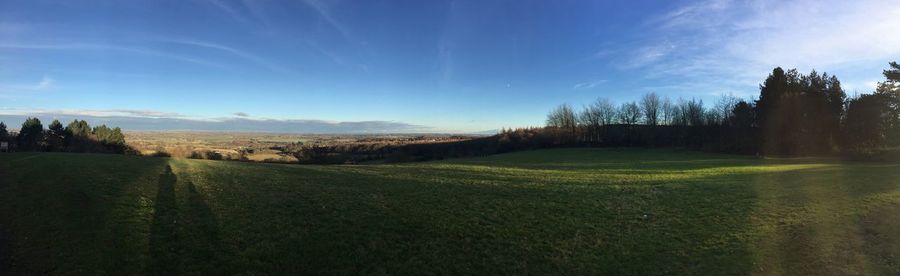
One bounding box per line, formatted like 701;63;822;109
640;92;661;125
578;106;600;127
589;98;617;125
684;98;705;126
578;105;600;142
671;98;704;126
617;102;641;125
712;93;741;125
661;96;674;125
546;104;577;134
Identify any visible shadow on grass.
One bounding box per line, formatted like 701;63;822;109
0;165;10;274
148;165;179;274
0;153;172;274
180;180;228;273
0;231;8;275
148;164;228;274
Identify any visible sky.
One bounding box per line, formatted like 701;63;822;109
1;0;899;133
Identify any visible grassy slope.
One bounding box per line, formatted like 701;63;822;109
0;149;898;274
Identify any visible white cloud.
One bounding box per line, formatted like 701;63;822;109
301;0;357;44
34;75;54;90
205;0;251;24
633;0;900;95
623;40;676;69
157;38;294;75
0;108;186;119
0;42;228;69
572;79;609;90
0;75;56;94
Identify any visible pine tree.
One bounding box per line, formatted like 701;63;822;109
17;117;45;151
66;120;91;137
824;75;846;149
843;94;890;152
0;121;8;142
47;119;67;151
65;120;92;152
876;62;900;145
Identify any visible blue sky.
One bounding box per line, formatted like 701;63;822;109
1;0;898;133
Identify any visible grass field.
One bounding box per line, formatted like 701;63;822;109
1;148;898;274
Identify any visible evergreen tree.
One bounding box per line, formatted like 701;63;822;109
0;121;8;142
66;120;91;137
730;101;755;129
755;68;829;155
883;61;900;83
800;70;829;153
65;120;92;152
843;94;890;152
876;61;900;145
824;75;846;148
729;101;758;154
17;117;45;151
47;119;67;151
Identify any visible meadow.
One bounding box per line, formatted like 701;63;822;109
0;148;898;274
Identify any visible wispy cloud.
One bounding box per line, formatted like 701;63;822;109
241;0;276;29
0;75;56;94
203;0;276;30
626;0;900;96
0;42;228;69
107;109;185;118
158;38;294;74
300;0;357;44
572;79;608;90
302;37;346;66
204;0;252;25
34;75;54;90
0;108;185;119
647;0;732;30
435;0;461;85
436;40;454;84
623;40;676;69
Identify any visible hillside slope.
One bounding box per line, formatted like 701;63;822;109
1;149;898;274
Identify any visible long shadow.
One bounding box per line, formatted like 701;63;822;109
0;153;174;274
148;165;179;275
0;164;10;274
147;164;228;274
180;180;228;273
0;222;10;275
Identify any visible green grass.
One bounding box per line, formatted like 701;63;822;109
1;148;898;274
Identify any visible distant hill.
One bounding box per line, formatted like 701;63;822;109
0;113;432;134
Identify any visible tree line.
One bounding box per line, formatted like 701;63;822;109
542;62;900;156
250;62;900;164
0;118;132;154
